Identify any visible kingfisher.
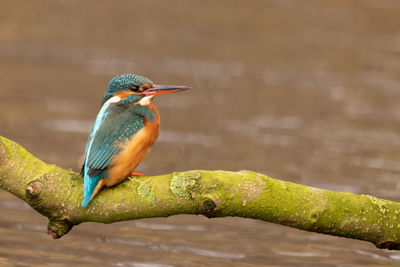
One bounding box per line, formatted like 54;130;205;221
81;74;190;207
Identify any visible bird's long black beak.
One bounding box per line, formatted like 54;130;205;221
144;84;191;96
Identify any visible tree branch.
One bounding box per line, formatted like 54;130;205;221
1;136;399;249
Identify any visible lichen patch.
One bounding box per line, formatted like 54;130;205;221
170;171;201;200
137;180;155;204
365;195;389;215
238;181;262;202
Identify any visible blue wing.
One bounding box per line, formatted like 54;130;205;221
82;96;154;207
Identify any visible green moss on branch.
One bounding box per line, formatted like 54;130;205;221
1;136;400;250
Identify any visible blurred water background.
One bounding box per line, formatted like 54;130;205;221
1;0;400;266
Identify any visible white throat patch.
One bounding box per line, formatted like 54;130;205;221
139;96;154;106
105;96;121;105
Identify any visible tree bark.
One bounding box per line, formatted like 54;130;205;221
0;136;399;249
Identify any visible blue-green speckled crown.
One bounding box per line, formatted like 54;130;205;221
102;74;154;104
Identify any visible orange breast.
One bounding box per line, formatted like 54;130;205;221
104;103;160;187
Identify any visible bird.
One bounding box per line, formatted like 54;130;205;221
81;74;190;207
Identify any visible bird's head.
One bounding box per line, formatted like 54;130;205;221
103;74;190;105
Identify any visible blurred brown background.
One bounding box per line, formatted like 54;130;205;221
1;0;400;266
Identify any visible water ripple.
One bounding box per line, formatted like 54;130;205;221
158;130;220;146
115;263;174;267
0;201;31;210
15;223;45;231
42;119;92;133
355;250;388;260
274;250;330;257
103;238;245;259
133;221;206;232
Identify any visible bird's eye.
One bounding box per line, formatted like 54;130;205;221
130;85;139;92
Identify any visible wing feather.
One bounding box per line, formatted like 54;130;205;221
84;104;146;177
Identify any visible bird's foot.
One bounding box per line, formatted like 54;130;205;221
131;171;145;176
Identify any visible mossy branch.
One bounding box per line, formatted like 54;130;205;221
1;136;400;249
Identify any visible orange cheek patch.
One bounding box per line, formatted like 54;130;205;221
142;83;151;90
114;91;135;99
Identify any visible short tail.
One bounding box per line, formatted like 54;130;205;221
82;166;103;207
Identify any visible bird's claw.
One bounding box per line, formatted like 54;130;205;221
131;171;145;176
